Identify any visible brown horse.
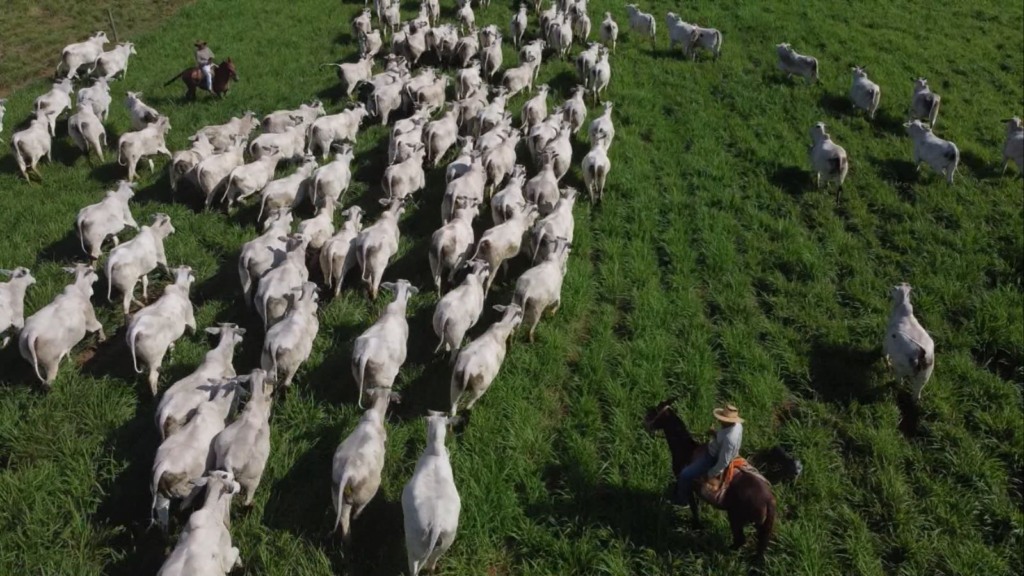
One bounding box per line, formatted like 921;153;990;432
643;398;776;557
164;58;238;100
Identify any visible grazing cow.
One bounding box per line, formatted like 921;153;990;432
450;303;523;415
433;260;489;362
105;213;175;316
402;412;461;576
307;105;369;160
11;116;53;181
471;204;540;295
351;279;418;404
155;324;246;439
33;78;74;137
77;77;112;121
332;387;399;543
904;120;959;184
513;237;571;342
258;156;318;222
883;283;935;401
56;31;109;79
321;207;365;296
531;188;577;263
196;136;247;210
430;198;480;294
210;368;272;504
624;4;656;46
909;78;941;127
351;198;408;300
150;379;241;533
1002;117;1024;175
776;43;818;83
127;266;197;395
808;122;849;203
117;115;173;182
600;12;619;52
18;265;105;388
850;66;881;119
262;282;319;389
688;25;723;60
582;143;611;204
155;470;242;576
193;111;260;153
0;268;36;349
68;103;108;160
90;42;137;80
76;180;138;262
255;233;311;330
311;145;356;206
261;101;326;133
125;91;161;131
238;210;294;305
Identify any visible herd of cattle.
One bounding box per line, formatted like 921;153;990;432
0;1;1022;574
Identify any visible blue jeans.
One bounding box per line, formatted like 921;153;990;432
675;450;715;505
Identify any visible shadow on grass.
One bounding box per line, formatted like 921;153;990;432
958;149;992;178
807;340;883;404
769;164;807;196
895;391;921;439
35;228;87;265
817;92;849;118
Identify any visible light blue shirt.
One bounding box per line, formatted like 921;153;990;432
707;422;743;478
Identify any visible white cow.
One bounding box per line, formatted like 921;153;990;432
688;25;723;60
524;153;560;215
531;188;577;263
424;105;460;167
298;196;338;251
105;213;175;316
255;233;311;330
262;282;320;389
91;42;137;80
11;116;53;181
77;77;112;120
18;265;105;388
68;103;108;160
125;91;161;131
808;122;849;203
582;143;611;204
905;120;959;184
351;198;408;300
117;115;173;182
127;266;197;395
0;98;8;141
433;260;489;362
222;151;283;209
150;378;241;532
430;197;479;294
193;111;260;153
238;210;294;304
76;180;138;262
491;165;528;225
471;204;540;295
261;101;326;133
402;412;461;576
588;101;615;150
521;85;550;129
196;138;248;210
257;156;318;222
321;207;365;296
510;4;529;48
169;133;220;197
450;303;523;415
155;324;246;439
155;470;242;576
311;145;356;206
323;55;374;98
776;43;818;84
909;78;941;127
249;123;307;162
0;267;36;349
1002;117;1024;175
307;105;369;160
600;12;619;52
33;78;74;137
513;237;571;342
850;66;881;119
56;31;109;79
211;368;272;504
331;386;398;543
624;4;656;46
351;279;418;404
883;283;935;401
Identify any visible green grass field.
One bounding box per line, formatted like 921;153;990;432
1;1;1022;574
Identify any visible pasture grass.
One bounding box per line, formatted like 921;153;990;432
0;0;1022;575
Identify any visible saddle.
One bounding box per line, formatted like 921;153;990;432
698;456;769;508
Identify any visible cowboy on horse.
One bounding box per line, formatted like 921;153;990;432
675;403;744;507
195;41;215;91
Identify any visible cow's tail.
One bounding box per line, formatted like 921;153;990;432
434;317;450;354
76;216;87;255
129;326;143;374
257;191;270;222
335;471;353;532
532;228;546;262
432;239;444;289
117;140;127;166
105;259;115;302
355;352;369;409
871;88;881;115
811;58;819;82
359;243;372;283
25;333;44;383
713;30;722;57
929;97;941;128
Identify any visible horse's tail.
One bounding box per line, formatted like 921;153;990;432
163;69;184;87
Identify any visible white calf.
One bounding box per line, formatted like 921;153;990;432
850;66;881;119
905;120;959;184
884;283;935;401
808;122;849;203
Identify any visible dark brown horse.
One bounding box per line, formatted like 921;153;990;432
164;58;238;100
644;398;776;557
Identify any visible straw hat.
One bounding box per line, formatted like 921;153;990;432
195;41;207;48
713;403;744;424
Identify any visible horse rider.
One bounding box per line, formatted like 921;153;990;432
673;403;744;508
194;41;215;91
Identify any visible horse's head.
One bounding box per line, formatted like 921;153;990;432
220;58;238;81
643;397;679;435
